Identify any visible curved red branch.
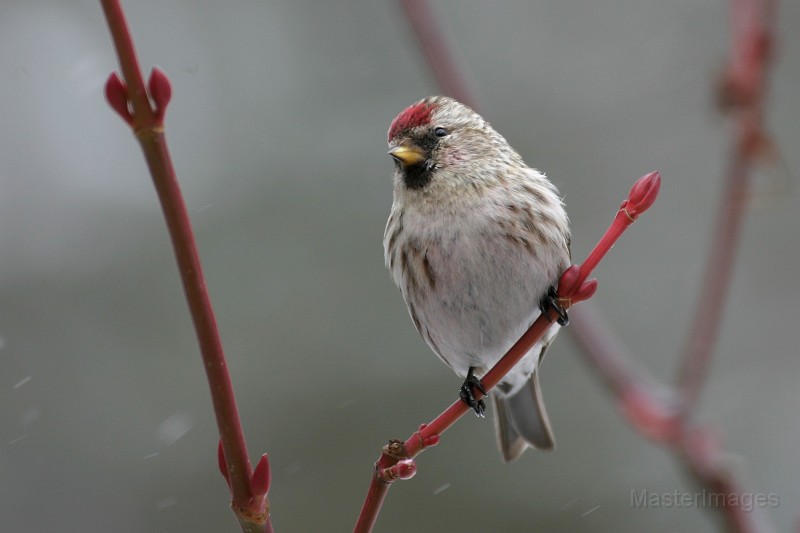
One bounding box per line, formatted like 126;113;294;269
355;171;660;532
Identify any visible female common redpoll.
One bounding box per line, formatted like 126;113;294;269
384;96;571;462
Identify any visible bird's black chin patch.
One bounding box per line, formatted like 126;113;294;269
401;162;433;190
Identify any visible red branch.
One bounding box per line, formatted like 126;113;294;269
393;1;780;533
355;172;661;532
99;2;271;531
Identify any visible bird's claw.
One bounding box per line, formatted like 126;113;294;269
540;286;569;326
460;367;487;418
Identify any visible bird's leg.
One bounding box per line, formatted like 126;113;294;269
459;366;487;418
540;286;569;326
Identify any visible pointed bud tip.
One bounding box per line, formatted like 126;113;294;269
148;67;172;120
627;171;661;215
104;72;133;125
217;441;231;488
251;454;271;497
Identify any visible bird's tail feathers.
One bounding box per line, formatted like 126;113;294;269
492;370;555;462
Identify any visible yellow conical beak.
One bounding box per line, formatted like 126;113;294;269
388;144;426;167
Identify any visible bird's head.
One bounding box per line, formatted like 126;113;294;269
387;96;520;191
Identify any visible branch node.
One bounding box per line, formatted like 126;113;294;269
133;125;166;140
382;439;408;461
682;425;725;475
620;207;636;222
557;266;598;308
232;501;270;526
619;388;682;444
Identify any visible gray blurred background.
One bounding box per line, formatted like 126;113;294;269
1;1;798;532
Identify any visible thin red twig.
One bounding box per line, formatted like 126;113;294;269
355;172;660;532
99;2;271;531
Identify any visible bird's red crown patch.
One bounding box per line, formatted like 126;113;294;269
388;102;437;141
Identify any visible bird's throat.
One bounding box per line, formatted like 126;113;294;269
401;164;433;190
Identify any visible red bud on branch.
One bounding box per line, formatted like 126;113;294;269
555;265;598;304
575;171;662;286
104;72;133;126
148;67;172;122
573;279;598;304
250;454;271;498
217;440;231;489
556;265;581;295
620;171;662;221
380;460;417;483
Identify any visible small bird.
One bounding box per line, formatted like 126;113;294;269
383;96;571;462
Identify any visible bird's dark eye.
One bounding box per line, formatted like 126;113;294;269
434;127;448;137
